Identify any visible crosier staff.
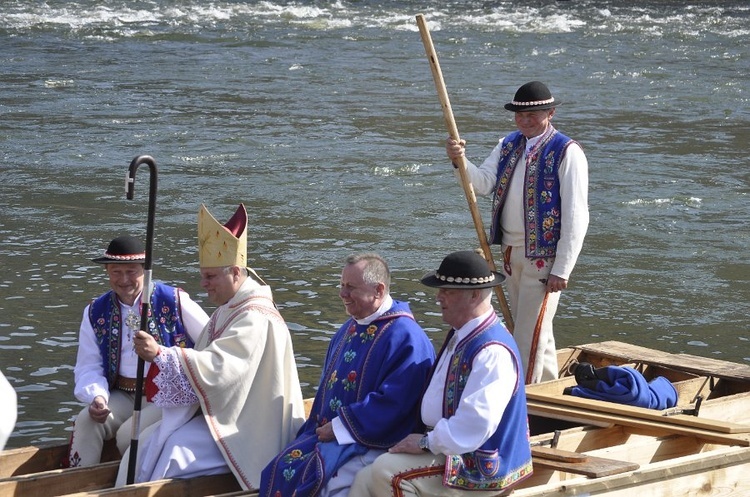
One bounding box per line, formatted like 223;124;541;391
124;155;157;485
415;14;514;332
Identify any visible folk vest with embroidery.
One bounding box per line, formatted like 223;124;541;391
88;282;193;388
491;127;574;258
440;315;533;491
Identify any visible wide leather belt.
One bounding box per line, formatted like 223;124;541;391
114;376;143;393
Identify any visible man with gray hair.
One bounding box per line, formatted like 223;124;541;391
261;253;435;497
352;250;533;496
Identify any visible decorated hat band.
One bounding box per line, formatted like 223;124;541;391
504;81;560;112
420;250;505;289
509;97;555;107
101;251;146;261
434;272;496;285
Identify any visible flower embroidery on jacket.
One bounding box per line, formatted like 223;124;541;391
359;324;377;341
342;370;357;391
345;324;357;343
326;370;338;389
282;448;308;465
328;397;342;413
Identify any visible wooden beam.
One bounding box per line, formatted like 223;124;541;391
527;400;750;446
526;389;750;434
0;444;66;478
0;461;118;497
44;473;244;497
512;445;750;497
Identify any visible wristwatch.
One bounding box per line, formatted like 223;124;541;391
418;434;430;452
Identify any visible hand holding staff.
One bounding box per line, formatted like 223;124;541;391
416;14;514;332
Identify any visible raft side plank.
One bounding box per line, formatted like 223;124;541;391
0;439;119;479
582;433;706;464
527;400;750;447
530;431;726;483
532;425;641;454
525;389;750;434
696;390;750;425
511;444;750;497
0;443;66;478
0;461;119;497
54;473;243;496
55;452;637;497
537;427;725;466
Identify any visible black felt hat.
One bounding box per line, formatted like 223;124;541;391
92;235;146;264
420;250;505;289
504;81;560;112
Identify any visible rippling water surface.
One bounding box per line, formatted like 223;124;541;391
1;0;748;447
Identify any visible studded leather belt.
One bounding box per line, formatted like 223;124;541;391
114;376;143;393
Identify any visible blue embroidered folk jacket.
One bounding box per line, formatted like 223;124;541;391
88;282;193;388
491;129;575;258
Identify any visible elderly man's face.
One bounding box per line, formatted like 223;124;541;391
106;263;144;306
339;260;383;320
435;287;476;329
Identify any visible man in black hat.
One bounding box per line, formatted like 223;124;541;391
446;80;589;384
67;235;209;467
351;250;533;496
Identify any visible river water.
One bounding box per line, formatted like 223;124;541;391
1;0;748;448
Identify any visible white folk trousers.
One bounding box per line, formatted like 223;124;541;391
502;245;560;384
68;389;161;467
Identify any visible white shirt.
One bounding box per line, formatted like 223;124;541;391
421;309;517;455
459;130;589;279
73;289;209;404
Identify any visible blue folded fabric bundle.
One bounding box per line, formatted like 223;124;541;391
567;364;678;410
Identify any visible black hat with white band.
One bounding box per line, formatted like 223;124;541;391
420;250;505;289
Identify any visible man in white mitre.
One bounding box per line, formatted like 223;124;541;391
116;203;305;491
